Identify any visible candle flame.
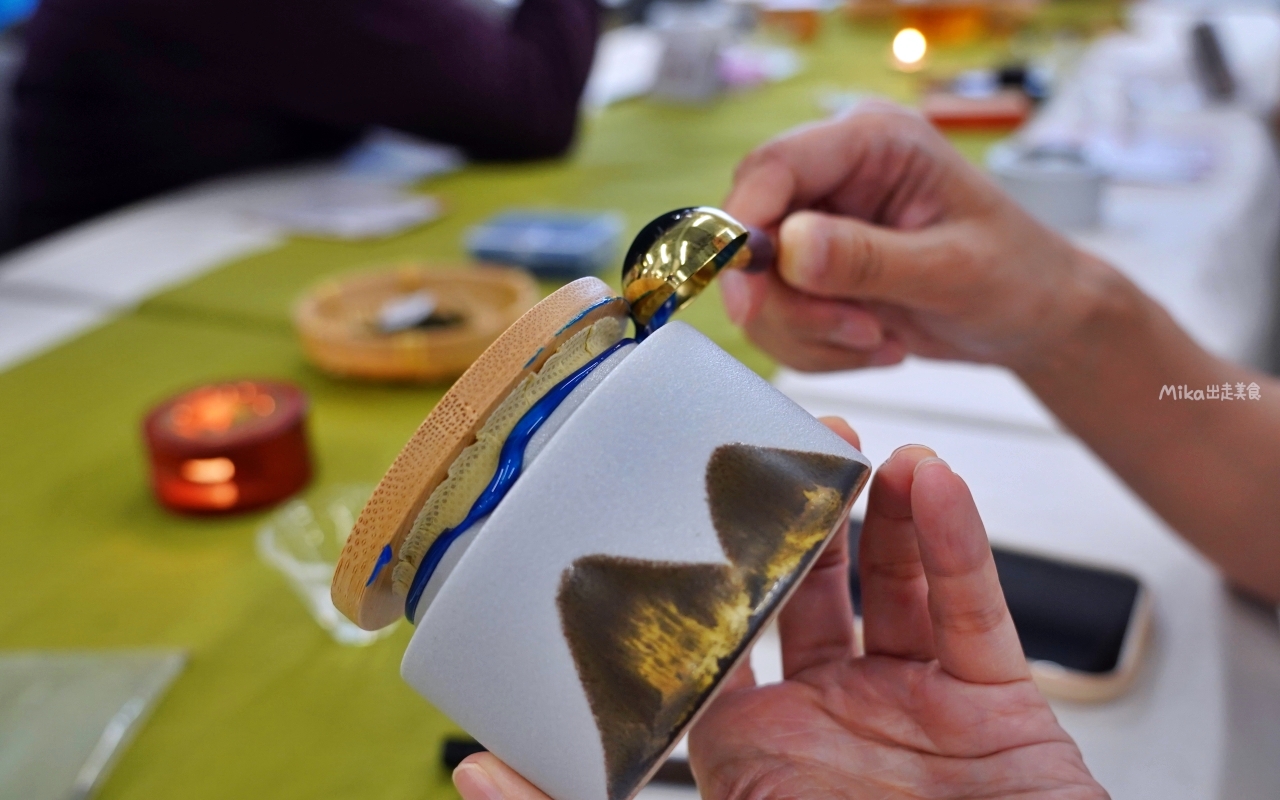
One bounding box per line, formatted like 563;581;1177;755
893;28;927;66
181;457;236;484
169;383;277;438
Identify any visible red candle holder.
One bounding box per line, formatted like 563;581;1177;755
143;381;312;513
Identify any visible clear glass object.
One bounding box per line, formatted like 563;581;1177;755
257;483;398;646
0;650;185;800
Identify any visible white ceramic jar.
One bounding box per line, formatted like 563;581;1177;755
402;321;870;800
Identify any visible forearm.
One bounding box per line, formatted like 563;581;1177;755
1016;253;1280;602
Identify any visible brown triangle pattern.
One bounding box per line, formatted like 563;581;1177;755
556;445;869;800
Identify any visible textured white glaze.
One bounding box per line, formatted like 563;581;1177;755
402;322;868;800
409;343;637;621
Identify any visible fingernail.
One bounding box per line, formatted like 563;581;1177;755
829;314;882;349
885;444;935;466
891;443;934;457
778;213;826;288
913;455;952;476
454;763;502;800
720;269;749;325
868;345;905;367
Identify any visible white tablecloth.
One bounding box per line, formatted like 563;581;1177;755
0;167;322;371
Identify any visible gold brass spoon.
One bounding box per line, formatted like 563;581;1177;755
621;207;774;335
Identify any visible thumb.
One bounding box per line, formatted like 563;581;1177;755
454;753;551;800
778;210;943;304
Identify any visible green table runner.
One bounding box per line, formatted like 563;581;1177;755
0;17;1085;800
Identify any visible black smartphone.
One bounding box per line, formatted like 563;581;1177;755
847;519;1151;700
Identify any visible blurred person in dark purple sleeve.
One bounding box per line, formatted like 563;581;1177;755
4;0;600;246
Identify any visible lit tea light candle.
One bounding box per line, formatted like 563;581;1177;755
144;381;312;513
892;27;928;72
